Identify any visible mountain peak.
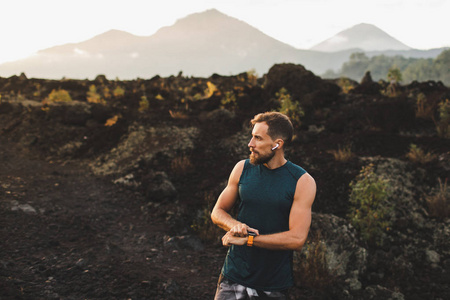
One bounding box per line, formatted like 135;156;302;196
310;23;411;52
162;8;240;31
90;29;139;41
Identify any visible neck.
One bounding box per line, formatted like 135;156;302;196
263;153;287;170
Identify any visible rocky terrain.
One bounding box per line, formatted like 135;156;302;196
0;64;449;299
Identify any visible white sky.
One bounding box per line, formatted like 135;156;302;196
1;0;449;64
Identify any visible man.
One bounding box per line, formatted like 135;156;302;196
211;112;316;299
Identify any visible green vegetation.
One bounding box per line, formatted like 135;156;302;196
348;164;393;246
275;88;304;128
415;93;435;119
324;49;450;85
436;99;450;138
387;66;402;83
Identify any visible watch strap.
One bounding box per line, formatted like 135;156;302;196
247;235;254;247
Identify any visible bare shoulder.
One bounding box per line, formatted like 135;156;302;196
294;172;316;205
228;160;246;184
297;172;316;188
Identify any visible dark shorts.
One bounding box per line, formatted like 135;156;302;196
214;275;289;300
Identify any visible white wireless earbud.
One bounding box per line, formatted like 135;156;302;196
271;144;279;151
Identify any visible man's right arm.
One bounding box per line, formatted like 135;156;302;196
211;160;258;237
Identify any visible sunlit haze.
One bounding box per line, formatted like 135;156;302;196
1;0;449;65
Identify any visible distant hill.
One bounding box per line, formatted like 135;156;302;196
0;10;445;79
310;23;412;52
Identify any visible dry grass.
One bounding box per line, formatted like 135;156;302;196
294;231;336;289
170;155;193;175
169;110;189;119
104;115;120;127
425;178;449;220
405;144;436;164
328;145;354;162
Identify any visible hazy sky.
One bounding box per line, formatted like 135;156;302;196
1;0;448;64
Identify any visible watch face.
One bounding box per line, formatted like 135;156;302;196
248;231;257;236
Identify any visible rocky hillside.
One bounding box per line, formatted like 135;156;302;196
0;65;449;299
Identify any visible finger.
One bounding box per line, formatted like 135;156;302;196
231;224;246;237
247;227;259;235
222;232;232;246
222;236;230;247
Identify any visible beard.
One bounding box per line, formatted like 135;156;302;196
249;149;275;165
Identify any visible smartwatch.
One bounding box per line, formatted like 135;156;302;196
247;231;256;247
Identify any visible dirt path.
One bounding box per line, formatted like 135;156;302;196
0;138;224;299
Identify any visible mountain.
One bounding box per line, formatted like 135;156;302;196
0;9;309;79
0;11;443;79
310;23;412;52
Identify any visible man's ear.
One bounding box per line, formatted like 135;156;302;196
276;139;285;149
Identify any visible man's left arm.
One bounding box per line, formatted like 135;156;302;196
221;173;316;251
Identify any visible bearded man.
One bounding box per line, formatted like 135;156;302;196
211;112;316;299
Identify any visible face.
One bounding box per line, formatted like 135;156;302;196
248;122;276;165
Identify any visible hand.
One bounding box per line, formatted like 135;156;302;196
229;223;259;237
222;231;247;247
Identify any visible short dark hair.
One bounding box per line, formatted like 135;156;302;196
251;112;293;146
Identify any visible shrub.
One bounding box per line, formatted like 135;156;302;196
44;89;72;104
348;163;393;246
385;67;402;97
415;93;435;119
425;178;449;220
246;69;258;86
293;232;336;289
87;84;105;104
33;83;42;98
113;86;125;97
205;81;219;98
275;88;304;128
139;96;149;112
103;86;111;99
221;91;237;111
406;144;436;164
337;77;355;94
191;192;223;243
387;66;402;83
436;99;450;138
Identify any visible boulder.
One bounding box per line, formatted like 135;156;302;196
352;71;382;95
90;123;200;176
264;63;340;108
294;213;367;290
143;171;177;202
